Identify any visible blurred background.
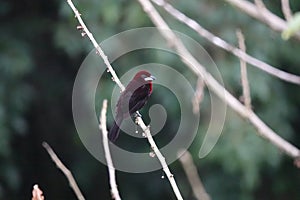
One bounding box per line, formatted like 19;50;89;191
1;0;300;199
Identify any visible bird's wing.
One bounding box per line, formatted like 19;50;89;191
116;81;150;116
116;89;133;115
128;85;150;115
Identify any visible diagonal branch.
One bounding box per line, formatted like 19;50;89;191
99;100;122;200
42;142;85;200
137;0;300;160
178;150;210;200
66;0;125;91
254;0;269;23
136;117;183;200
151;0;300;85
66;0;183;199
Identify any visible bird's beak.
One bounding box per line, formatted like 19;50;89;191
144;75;156;81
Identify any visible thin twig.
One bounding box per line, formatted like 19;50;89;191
66;0;125;92
137;0;300;159
254;0;272;26
99;100;122;200
281;0;293;21
178;150;210;200
151;0;300;85
254;0;267;15
236;29;251;110
66;0;184;199
42;142;85;200
136;117;183;200
224;0;300;40
192;77;205;114
254;0;266;9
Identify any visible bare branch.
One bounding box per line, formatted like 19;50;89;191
66;0;125;91
136;117;183;200
151;0;300;85
42;142;85;200
281;0;293;21
178;150;210;200
254;0;268;15
137;0;300;159
224;0;300;40
32;184;44;200
99;100;122;200
254;0;267;9
192;77;205;114
236;29;251;110
66;1;183;198
254;0;272;26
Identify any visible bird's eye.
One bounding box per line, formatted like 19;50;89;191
141;74;147;78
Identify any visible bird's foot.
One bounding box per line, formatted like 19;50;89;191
133;111;142;118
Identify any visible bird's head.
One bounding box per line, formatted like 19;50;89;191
133;70;156;83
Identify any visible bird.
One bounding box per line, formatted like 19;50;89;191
108;70;155;142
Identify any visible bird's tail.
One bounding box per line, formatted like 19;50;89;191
108;117;123;142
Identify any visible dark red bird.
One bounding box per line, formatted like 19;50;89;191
109;70;155;141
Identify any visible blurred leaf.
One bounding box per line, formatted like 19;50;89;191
282;12;300;40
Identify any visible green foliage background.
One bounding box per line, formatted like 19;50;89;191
0;0;300;199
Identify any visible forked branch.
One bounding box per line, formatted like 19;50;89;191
137;0;300;160
151;0;300;85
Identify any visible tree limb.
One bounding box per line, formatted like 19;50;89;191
66;0;184;199
178;150;210;200
42;142;85;200
151;0;300;85
192;77;205;114
224;0;300;40
236;29;251;110
136;117;183;200
137;0;300;159
67;0;125;91
99;100;122;200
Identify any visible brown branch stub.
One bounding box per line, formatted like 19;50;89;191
236;29;252;110
42;142;85;200
178;150;210;200
99;100;122;200
32;184;44;200
294;157;300;169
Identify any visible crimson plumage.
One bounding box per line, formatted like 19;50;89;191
108;70;155;141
